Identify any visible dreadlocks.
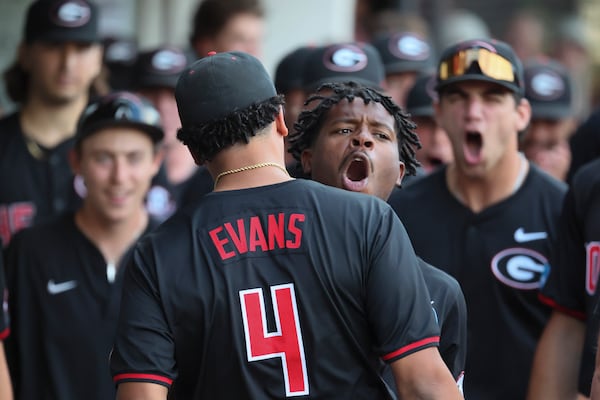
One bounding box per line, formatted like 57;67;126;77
177;95;284;163
288;81;422;176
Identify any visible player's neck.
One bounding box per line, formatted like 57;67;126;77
209;132;292;191
75;206;149;266
20;93;89;148
446;151;528;213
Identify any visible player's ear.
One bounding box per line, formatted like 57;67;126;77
275;108;288;138
68;148;81;175
396;161;405;186
150;146;165;177
300;149;312;176
515;97;532;132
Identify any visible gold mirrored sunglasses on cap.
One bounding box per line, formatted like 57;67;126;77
439;47;516;83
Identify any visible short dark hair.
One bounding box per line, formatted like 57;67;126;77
189;0;264;46
177;95;284;163
289;81;421;176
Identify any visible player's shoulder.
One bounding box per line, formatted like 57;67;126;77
526;163;568;196
572;158;600;187
388;167;447;209
8;213;73;249
418;258;463;299
0;111;22;143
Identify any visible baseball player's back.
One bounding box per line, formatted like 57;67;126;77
111;179;439;399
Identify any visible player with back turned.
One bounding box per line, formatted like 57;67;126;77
109;51;463;399
388;39;566;399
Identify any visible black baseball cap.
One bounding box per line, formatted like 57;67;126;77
436;38;524;96
274;45;315;94
24;0;100;44
175;51;277;128
524;59;573;120
406;73;438;117
301;42;385;91
134;46;190;90
371;32;434;75
76;92;164;145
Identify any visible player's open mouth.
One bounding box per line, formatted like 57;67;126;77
463;131;483;165
342;153;370;192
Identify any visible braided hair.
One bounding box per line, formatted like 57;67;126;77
288;81;421;176
177;95;284;163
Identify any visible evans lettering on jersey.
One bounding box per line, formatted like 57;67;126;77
111;180;439;399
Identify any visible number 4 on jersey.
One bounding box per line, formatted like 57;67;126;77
240;283;309;397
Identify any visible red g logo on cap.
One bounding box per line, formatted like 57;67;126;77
51;0;91;27
324;45;368;72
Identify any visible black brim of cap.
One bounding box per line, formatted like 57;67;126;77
385;61;431;75
76;121;164;145
436;74;522;95
407;105;434;117
31;32;100;44
530;104;573;120
305;77;385;93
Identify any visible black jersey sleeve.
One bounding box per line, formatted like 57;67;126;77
367;207;440;363
539;188;586;319
0;247;8;340
110;242;175;389
3;230;47;398
419;260;467;381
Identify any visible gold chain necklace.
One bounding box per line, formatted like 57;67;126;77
214;162;289;189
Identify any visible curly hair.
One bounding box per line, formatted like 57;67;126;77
288;81;422;176
177;95;284;163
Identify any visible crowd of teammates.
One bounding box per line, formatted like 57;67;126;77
1;0;600;399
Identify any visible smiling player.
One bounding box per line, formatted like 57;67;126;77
4;92;163;400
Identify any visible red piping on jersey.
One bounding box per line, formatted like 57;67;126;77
381;336;440;361
113;373;173;386
538;293;586;320
0;328;9;341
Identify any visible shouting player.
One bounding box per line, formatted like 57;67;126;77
388;39;567;399
110;51;463;399
288;80;468;390
4;92;163;399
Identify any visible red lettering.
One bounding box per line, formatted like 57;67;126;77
209;226;235;260
268;213;285;250
0;207;9;247
249;216;268;252
0;203;37;247
586;242;600;295
286;213;305;249
12;203;35;233
225;219;248;254
240;284;309;396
